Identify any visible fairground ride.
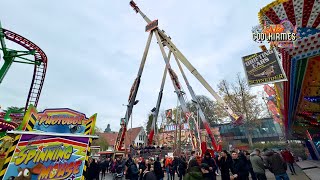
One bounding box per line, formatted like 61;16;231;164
0;21;47;120
114;1;243;155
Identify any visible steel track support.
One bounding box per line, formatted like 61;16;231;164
130;0;242;123
148;50;172;146
171;50;219;150
154;29;200;151
114;31;153;151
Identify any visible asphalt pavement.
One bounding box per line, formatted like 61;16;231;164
100;164;309;180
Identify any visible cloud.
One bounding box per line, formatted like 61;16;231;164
0;0;272;132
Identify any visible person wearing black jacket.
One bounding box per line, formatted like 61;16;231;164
88;158;100;180
202;151;217;180
139;159;147;180
177;155;187;180
230;151;249;180
218;150;232;180
169;158;176;180
201;163;212;180
125;156;133;180
154;156;165;180
100;159;108;180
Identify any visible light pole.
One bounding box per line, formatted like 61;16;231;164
151;107;157;146
123;100;139;151
261;97;272;118
173;90;184;155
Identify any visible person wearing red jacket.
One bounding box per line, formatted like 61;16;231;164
281;149;296;175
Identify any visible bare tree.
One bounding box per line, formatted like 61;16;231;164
186;95;225;127
217;73;265;147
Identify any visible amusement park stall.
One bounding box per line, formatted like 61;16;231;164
257;0;320;159
0;106;98;180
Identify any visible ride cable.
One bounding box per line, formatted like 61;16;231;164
0;21;47;111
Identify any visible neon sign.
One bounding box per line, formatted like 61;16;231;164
252;19;298;48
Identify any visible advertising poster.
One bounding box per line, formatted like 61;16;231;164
3;134;88;180
1;105;97;180
242;48;287;86
19;107;96;135
165;109;172;120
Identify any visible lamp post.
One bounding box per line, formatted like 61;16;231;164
173;90;184;155
123;100;139;152
151;107;157;146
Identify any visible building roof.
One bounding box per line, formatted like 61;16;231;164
98;132;118;146
124;126;144;146
97;126;144;148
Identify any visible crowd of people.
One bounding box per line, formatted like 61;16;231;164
84;148;296;180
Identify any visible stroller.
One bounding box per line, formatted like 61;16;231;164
113;164;124;180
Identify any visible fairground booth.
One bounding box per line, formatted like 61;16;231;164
258;0;320;160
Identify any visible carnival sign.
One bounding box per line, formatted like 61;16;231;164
252;19;298;48
20;107;96;135
242;48;287;86
165;109;172;120
2;134;88;180
0;105;97;180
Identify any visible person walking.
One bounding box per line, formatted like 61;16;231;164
177;155;187;180
143;162;157;180
281;149;296;175
165;157;172;180
230;151;249;180
201;163;211;180
128;157;140;180
139;158;147;180
169;157;176;180
154;156;165;180
264;149;289;180
184;159;204;180
88;158;100;180
217;150;232;180
243;151;257;180
100;159;108;180
214;151;220;176
250;149;267;180
202;151;217;180
125;155;134;180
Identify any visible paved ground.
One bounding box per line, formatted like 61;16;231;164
99;164;309;180
296;160;320;180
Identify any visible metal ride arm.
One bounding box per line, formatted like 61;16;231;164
159;33;242;122
130;1;199;150
148;50;172;146
171;51;219;150
154;29;200;151
129;1;242;122
114;32;153;151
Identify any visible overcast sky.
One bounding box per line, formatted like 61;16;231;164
0;0;271;131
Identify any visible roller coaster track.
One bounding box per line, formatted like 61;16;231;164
1;28;47;111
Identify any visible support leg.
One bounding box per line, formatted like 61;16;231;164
171;50;219;150
159;31;241;121
154;29;199;151
149;50;172;146
114;31;153;151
